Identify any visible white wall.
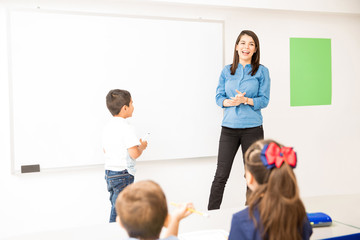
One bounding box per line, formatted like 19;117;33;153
149;0;360;14
1;0;360;238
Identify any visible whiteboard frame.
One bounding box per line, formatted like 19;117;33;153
7;8;225;174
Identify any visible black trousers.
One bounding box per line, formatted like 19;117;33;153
208;125;264;210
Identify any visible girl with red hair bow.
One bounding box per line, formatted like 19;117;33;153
228;139;313;240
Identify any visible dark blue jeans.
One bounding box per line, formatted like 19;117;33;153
105;169;134;222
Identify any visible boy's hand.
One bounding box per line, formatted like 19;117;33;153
128;139;147;159
139;139;148;151
164;202;194;237
171;202;194;221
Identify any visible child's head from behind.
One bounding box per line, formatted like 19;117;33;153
244;139;306;240
244;139;298;195
106;89;133;117
116;180;168;240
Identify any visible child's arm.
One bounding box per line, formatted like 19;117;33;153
128;139;147;160
164;202;194;237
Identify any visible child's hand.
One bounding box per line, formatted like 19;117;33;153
171;202;194;221
164;202;194;237
129;140;147;159
139;139;148;151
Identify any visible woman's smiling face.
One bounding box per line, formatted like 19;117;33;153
236;34;257;65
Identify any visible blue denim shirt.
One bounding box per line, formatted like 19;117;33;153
215;64;270;128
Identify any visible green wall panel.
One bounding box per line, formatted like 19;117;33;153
290;38;332;106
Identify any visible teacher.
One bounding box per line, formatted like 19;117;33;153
208;30;270;210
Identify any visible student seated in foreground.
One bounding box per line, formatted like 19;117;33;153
116;180;193;240
229;139;313;240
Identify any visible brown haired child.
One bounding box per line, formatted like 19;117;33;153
103;89;148;222
116;180;193;240
228;139;313;240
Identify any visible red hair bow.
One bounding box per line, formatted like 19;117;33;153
260;142;297;169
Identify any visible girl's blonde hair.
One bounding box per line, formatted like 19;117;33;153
245;139;306;240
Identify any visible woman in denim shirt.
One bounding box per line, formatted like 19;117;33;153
208;30;270;210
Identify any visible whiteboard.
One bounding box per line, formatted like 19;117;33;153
8;10;224;171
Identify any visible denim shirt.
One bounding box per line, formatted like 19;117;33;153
215;64;270;128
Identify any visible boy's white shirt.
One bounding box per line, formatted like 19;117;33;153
102;117;140;175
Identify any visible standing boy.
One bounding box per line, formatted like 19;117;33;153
102;89;148;222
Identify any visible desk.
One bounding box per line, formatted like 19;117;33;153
303;194;360;239
0;223;127;240
0;209;238;240
178;206;360;240
2;195;359;240
303;194;360;229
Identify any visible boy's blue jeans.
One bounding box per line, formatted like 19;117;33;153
105;169;134;223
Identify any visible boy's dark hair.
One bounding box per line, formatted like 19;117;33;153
116;180;168;239
106;89;131;116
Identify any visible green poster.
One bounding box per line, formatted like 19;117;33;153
290;38;332;106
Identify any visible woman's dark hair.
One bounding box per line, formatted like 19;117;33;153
230;30;260;76
245;139;307;240
106;89;131;116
